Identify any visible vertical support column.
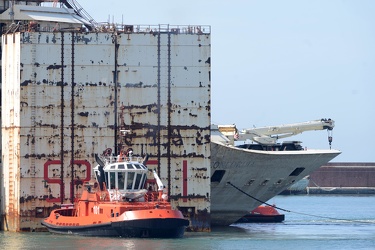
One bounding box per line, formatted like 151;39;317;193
166;28;172;198
30;33;37;212
60;32;65;204
113;32;119;155
156;28;161;176
70;32;75;203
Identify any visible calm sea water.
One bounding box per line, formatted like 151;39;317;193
1;195;374;250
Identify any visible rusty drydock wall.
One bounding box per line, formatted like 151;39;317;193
1;26;211;231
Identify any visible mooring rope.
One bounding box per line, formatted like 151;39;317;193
227;181;375;224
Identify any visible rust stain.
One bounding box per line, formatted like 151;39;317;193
179;206;210;232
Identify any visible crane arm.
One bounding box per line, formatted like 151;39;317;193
153;170;164;191
238;118;334;145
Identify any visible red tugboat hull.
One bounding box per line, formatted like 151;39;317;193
41;215;188;237
41;205;189;238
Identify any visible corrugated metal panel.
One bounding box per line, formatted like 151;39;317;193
1;28;211;232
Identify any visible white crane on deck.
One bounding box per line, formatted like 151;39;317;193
217;118;334;148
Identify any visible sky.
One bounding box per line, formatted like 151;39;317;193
76;0;375;163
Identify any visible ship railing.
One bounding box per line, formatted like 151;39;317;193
85;23;211;35
102;155;144;164
144;191;170;204
144;191;157;202
2;22;85;33
2;22;210;35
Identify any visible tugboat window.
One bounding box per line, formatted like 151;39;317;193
104;173;108;188
118;172;125;190
109;172;116;189
134;173;143;189
140;174;146;189
127;172;135;190
134;164;142;169
127;164;135;169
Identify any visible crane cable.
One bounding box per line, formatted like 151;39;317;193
328;129;333;149
226;181;375;224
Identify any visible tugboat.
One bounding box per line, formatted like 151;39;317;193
41;148;189;238
235;205;285;223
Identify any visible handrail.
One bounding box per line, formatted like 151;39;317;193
2;22;211;34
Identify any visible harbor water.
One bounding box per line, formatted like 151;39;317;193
1;195;374;250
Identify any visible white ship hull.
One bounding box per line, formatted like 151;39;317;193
210;141;340;226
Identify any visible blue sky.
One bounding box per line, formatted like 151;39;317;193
77;0;375;162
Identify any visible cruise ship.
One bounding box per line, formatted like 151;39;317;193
210;119;341;226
